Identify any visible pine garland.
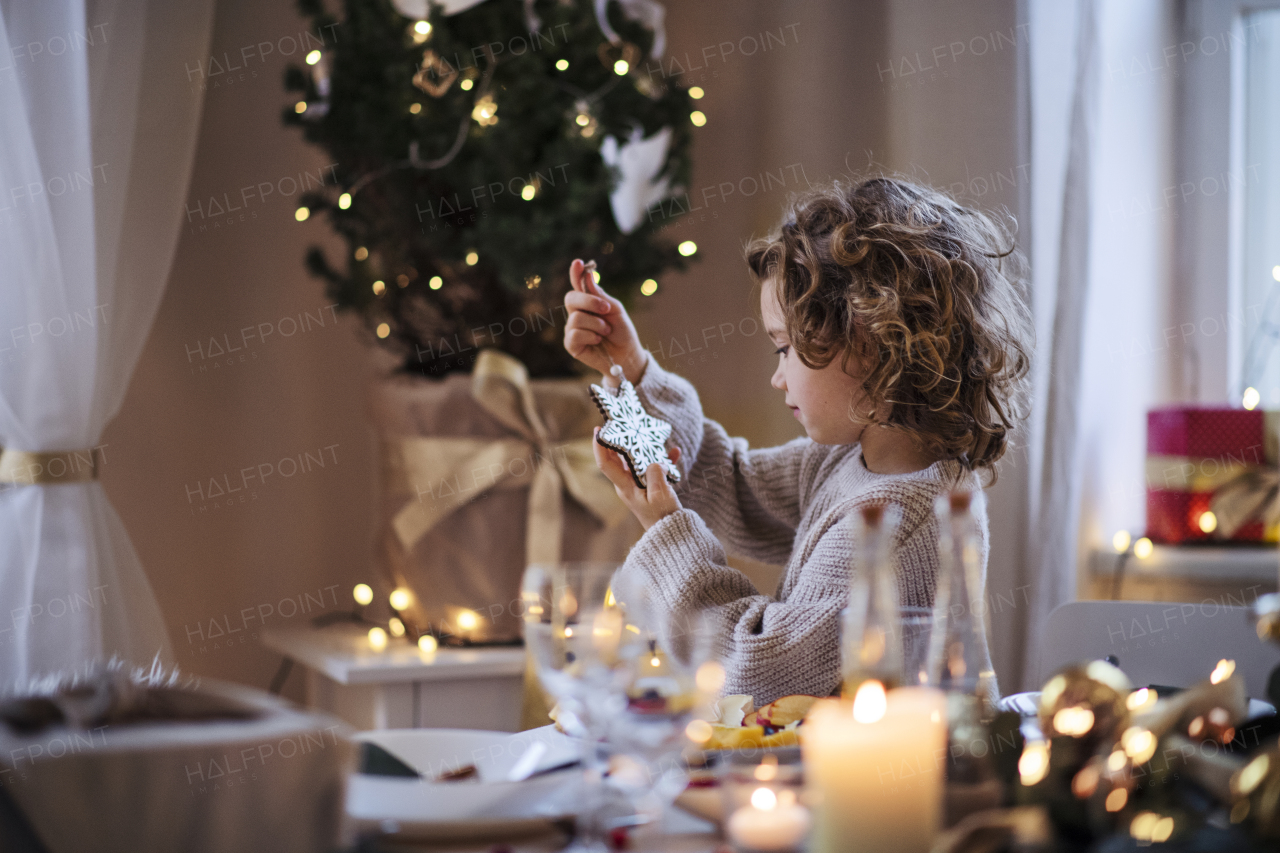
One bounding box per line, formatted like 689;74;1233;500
284;0;695;377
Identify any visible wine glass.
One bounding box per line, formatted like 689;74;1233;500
521;562;638;851
602;600;724;832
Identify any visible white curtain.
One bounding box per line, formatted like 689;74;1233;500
0;0;214;686
1017;0;1181;688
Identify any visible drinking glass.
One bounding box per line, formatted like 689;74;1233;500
521;562;638;851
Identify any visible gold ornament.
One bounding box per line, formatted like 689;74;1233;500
1038;661;1132;751
413;50;458;98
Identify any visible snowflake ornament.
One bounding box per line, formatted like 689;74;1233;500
590;378;681;489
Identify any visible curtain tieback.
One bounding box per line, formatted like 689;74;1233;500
0;447;101;485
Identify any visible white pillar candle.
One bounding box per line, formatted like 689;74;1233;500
803;684;947;853
726;787;812;852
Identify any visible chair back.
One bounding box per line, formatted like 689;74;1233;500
1039;600;1279;699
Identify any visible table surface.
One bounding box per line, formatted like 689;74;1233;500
260;625;527;686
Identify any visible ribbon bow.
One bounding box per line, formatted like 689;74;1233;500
382;349;626;566
1210;467;1280;539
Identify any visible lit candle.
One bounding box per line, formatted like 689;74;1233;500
726;787;811;852
803;683;946;853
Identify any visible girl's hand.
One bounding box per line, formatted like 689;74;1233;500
564;259;648;385
593;431;682;530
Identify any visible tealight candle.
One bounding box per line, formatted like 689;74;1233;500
726;787;811;852
803;683;947;853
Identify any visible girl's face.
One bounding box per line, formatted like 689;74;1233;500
762;279;869;446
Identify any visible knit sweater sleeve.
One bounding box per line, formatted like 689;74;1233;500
615;501;862;705
632;357;814;566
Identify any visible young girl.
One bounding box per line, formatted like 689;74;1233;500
563;177;1032;706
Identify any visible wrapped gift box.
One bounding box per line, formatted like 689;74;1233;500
1145;407;1279;544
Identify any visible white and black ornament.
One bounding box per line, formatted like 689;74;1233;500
590;379;680;489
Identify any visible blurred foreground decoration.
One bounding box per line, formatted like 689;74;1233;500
284;0;696;379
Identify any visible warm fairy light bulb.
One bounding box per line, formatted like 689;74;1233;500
688;86;704;99
640;279;658;296
372;280;385;295
429;275;443;289
1112;530;1131;552
338;192;352;210
354;246;369;261
1127;687;1157;711
1132;537;1153;559
1243;386;1260;410
614;59;629;75
591;270;600;285
1052;706;1095;737
376;322;390;338
465;251;479;265
555;59;569;71
418;634;438;654
367;627;388;651
521;184;536;201
409;102;422;114
1273;265;1280;283
388;617;406;637
1210;658;1236;684
460;78;474;91
1105;788;1128;812
353;584;373;606
690;110;707;127
413;20;431;36
575;112;591;127
389;588;413;611
306;50;322;65
456;609;479;631
295;206;310;222
678;240;697;256
650;655;661;667
1122;726;1157;764
852;679;887;723
1199;511;1217;533
1019;741;1050;786
525;274;542;289
295;100;307;114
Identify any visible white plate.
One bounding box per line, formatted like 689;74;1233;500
346;727;583;841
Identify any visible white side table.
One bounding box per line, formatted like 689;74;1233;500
261;625;526;731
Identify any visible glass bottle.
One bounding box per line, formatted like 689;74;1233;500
841;503;904;695
926;491;994;700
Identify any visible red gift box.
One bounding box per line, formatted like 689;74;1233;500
1145;407;1279;544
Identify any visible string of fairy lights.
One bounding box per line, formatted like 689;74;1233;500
289;13;704;314
349;581;489;652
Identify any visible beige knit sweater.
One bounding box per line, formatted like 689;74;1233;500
615;359;1000;706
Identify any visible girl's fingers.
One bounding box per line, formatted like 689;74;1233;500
565;329;603;353
566;312;612;336
667;445;681;465
569;258;586;291
593;429;635;491
565;291;611;315
644;463;668;500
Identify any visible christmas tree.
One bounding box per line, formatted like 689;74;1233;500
284;0;697;377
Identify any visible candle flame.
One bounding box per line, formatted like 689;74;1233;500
852;680;887;724
1210;659;1235;684
750;787;777;811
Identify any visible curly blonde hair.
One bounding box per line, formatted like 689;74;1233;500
745;177;1033;476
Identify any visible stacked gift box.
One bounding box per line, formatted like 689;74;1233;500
1146;406;1280;545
